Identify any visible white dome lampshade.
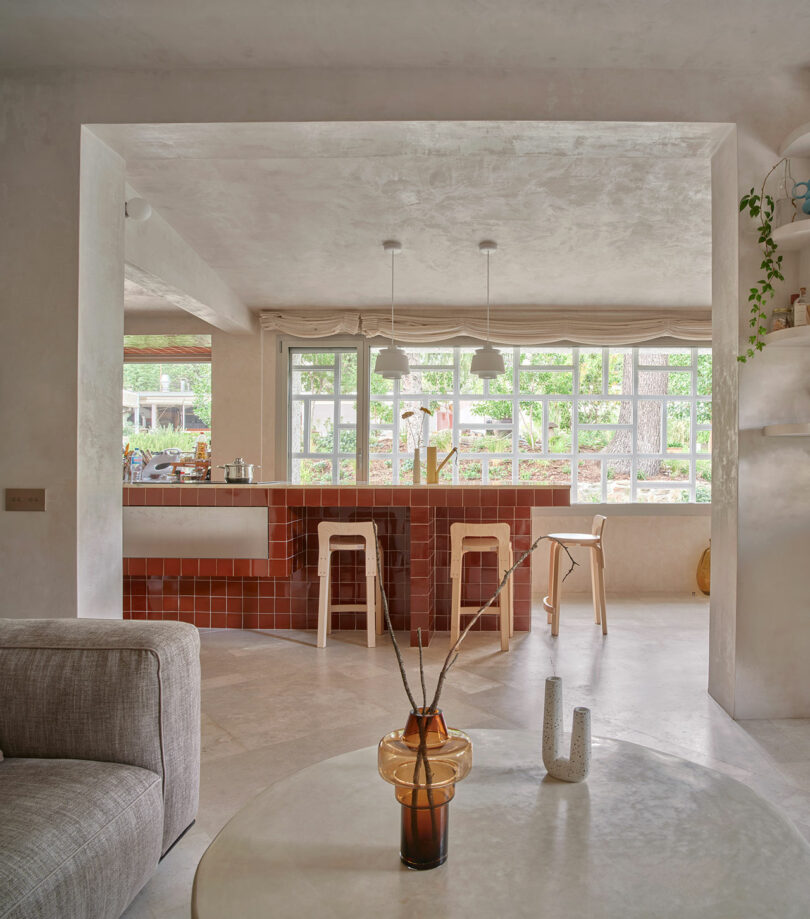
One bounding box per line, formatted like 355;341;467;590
470;342;505;379
375;344;411;379
374;239;409;380
125;198;152;222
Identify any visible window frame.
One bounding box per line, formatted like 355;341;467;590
279;336;711;503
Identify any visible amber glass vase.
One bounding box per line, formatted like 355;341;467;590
378;709;472;869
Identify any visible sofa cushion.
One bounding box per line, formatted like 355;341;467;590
0;758;163;919
0;619;200;854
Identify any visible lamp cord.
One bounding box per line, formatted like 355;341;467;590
486;251;491;344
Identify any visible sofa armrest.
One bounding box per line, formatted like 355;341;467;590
0;619;200;854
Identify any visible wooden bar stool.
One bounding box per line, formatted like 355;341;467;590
450;523;513;651
542;515;607;637
317;521;383;649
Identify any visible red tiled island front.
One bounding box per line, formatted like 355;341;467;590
123;484;570;645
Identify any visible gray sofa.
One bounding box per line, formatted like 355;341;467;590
0;619;200;919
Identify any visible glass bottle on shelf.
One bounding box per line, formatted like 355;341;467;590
795;287;808;327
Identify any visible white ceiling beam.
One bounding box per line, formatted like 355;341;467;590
125;192;252;332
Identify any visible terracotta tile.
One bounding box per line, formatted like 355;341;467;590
210;578;227;598
179;611;195;625
250;488;268;506
179;596;195;613
372;488;392;506
211;611;227;629
287;488;304;505
197;488;216;506
338;488;356;506
180;488;198;506
274;613;291;629
181;559;199;576
534;489;553;507
216;559;234;577
198;558;217;576
269;488;286;505
178;577;195;595
146;559;163;576
243;613;259;629
233;559;252;576
553;487;571;507
128;558;147;576
462;488;481;506
230;488;250;507
144;488;161;506
411;506;429;523
480;489;498;507
129;488;146;506
214;488;233;507
250;560;269;577
392;489;409;506
411;488;428;506
163;558;181;576
163;488;181;507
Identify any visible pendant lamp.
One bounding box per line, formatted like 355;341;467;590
470;240;505;379
374;240;410;380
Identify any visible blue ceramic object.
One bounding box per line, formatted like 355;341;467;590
792;181;810;215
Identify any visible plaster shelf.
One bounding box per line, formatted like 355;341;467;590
762;325;810;348
762;324;810;348
772;219;810;252
779;122;810;157
762;423;810;437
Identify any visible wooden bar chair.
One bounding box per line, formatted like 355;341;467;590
317;521;383;648
542;514;607;637
450;522;513;652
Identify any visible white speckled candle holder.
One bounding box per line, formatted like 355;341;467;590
542;676;591;783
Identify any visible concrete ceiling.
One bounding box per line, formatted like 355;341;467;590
3;0;810;71
101;121;717;313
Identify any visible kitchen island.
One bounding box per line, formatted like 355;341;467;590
123;484;569;645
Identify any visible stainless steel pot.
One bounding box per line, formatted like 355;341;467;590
217;457;260;483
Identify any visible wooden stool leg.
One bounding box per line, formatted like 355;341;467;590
596;548;608;635
498;543;509;652
546;541;556;624
317;555;330;648
590;547;601;625
450;573;462;646
366;575;376;648
551;542;562;637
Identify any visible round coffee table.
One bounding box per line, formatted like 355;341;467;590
193;731;810;918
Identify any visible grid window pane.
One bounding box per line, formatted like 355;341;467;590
295;344;712;500
289;348;358;485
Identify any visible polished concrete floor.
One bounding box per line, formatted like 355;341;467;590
123;597;810;918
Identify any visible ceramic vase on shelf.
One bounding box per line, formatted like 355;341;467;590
412;448;421;485
542;676;591;783
378;709;472;869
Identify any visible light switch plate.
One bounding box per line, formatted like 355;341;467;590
5;489;46;511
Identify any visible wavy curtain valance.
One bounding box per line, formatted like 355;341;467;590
259;308;711;345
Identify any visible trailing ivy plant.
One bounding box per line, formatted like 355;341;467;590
738;158;792;362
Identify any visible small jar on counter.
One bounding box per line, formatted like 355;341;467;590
771;307;792;332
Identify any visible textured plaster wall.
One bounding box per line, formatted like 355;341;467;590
2;67;810;715
76;130;126;618
531;509;712;597
210;324;264;481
